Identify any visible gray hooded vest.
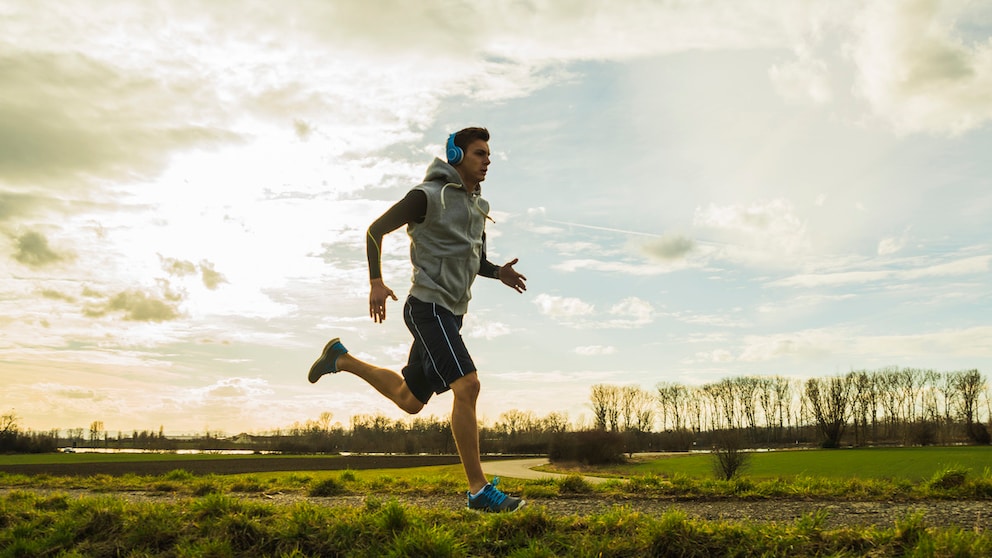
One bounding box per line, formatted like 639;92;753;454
407;158;491;315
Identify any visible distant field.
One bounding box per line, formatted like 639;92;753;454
2;446;990;482
0;453;465;476
0;452;336;466
623;446;992;481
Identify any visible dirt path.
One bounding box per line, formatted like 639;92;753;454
483;457;610;484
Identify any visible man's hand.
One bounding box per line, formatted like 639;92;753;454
370;279;398;323
498;258;528;293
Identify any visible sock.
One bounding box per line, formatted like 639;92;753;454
470;484;490;498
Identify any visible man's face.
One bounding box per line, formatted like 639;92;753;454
457;139;491;187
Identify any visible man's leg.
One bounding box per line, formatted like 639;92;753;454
335;353;425;415
450;372;487;493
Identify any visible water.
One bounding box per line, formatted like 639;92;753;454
59;447;281;455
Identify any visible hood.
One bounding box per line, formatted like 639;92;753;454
423;157;463;188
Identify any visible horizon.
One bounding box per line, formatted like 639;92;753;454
2;2;991;434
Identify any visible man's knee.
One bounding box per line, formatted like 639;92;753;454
401;400;425;415
451;372;480;400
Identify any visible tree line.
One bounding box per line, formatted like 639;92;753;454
594;367;990;448
3;367;988;455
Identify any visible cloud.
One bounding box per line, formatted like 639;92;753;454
198;260;228;290
769;47;832;105
534;294;654;329
605;297;655;328
774;254;991;288
533;294;595;320
11;230;72;267
693;199;810;267
0;191;46;222
735;325;992;363
553;259;679;276
641;234;696;261
0;50;240;188
466;321;511;340
575;345;616;356
877;234;908;256
849;0;992;135
161;256;197;277
194;377;273;400
160;255;227;290
83;284;184;322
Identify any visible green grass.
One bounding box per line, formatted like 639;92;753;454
1;491;990;557
0;452;342;466
3;449;992;556
618;446;992;481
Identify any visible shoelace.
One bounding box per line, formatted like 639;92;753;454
485;477;508;506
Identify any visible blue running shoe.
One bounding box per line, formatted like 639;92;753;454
467;477;525;513
308;338;348;383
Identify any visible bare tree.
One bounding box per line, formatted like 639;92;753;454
619;386;654;432
938;372;960;442
771;376;795;439
804;375;852;448
756;377;774;432
89;421;104;443
711;429;750;480
952;369;990;444
0;412;17;435
656;382;691;431
590;384;621;431
736;377;761;437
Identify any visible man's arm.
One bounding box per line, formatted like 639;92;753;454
478;234;500;279
367;190;427;322
479;234;527;293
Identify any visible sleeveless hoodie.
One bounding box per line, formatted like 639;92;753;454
407;157;491;315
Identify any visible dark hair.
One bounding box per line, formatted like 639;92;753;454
453;127;489;151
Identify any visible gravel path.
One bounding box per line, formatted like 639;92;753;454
3;456;988;530
5;488;986;531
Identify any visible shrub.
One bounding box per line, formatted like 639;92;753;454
557;474;593;494
163;469;195;481
928;467;968;490
309;477;345;497
710;430;750;481
549;430;625;465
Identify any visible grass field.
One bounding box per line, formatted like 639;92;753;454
0;452;338;465
3;447;992;556
618;446;992;481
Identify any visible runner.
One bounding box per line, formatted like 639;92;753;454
309;127;528;512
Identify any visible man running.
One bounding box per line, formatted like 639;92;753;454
308;127;528;512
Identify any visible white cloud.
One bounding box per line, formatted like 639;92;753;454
738;330;837;362
683;349;736;364
877;234;908;256
465;321;512;340
533;294;595;320
553;259;686;275
606;297;655;328
774;254;991;288
769;46;833;104
575;345;617;356
534;294;654;329
848;0;992;135
693;199;811;267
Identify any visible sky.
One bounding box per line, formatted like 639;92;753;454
2;0;991;436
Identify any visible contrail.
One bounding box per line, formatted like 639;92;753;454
546;219;727;246
546;219;663;238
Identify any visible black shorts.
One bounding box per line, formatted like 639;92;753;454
402;296;476;404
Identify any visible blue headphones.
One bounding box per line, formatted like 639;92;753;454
445;132;463;165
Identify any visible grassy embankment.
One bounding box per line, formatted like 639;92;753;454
1;447;991;556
